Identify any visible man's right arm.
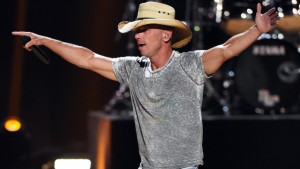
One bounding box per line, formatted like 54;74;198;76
12;31;118;81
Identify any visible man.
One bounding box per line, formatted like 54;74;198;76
12;1;278;169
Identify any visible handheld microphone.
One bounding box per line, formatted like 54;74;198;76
136;56;149;67
21;36;50;64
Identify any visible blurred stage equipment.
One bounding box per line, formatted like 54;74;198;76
88;112;300;169
54;159;91;169
102;83;133;117
216;0;257;35
111;0;137;117
88;112;140;169
217;0;300;35
277;0;300;32
219;38;300;115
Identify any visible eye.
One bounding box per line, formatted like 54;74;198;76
135;26;149;34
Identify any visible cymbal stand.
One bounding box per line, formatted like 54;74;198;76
205;78;232;116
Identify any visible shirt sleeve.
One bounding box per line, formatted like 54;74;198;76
180;50;208;85
112;56;138;85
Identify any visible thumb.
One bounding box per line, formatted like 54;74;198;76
256;3;262;15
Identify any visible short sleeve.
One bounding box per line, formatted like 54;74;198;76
112;57;138;85
180;50;208;85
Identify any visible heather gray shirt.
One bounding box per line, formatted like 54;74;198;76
112;50;207;169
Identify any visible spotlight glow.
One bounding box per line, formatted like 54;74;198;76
54;159;91;169
4;117;22;132
194;26;201;32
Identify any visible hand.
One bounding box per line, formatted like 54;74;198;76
12;31;45;51
255;3;279;33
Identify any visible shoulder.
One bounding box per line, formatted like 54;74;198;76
174;50;205;60
113;56;145;67
178;50;208;84
177;50;205;65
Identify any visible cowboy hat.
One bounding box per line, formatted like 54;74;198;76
118;1;192;48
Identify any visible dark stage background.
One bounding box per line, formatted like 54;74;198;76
1;0;300;169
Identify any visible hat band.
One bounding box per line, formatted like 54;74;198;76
136;17;155;20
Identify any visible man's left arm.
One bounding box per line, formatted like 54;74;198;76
202;3;279;75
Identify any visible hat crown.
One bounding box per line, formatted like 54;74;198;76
118;2;192;48
137;2;175;20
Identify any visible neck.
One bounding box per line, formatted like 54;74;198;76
149;47;173;70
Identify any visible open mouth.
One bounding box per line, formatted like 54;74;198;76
138;43;145;47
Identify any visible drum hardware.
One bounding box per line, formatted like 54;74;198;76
277;62;300;83
189;0;219;50
204;39;300;115
216;0;258;35
223;39;300;115
204;78;232;116
216;0;300;34
276;0;300;32
298;32;300;53
103;83;133;116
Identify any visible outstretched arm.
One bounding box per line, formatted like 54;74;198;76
12;31;118;81
202;3;279;75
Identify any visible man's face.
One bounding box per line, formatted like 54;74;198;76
134;24;167;57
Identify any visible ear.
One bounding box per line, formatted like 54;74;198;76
163;31;172;42
164;32;169;38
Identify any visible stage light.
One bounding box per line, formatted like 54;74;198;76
193;25;201;32
3;116;22;132
247;9;253;15
293;8;298;15
54;159;91;169
262;0;271;6
278;33;284;40
223;11;230;17
241;13;247;19
216;4;223;11
277;7;284;18
272;34;278;39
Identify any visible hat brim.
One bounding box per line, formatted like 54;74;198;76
118;19;192;48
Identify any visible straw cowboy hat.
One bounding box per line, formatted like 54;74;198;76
118;1;192;48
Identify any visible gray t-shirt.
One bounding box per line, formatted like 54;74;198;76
112;50;207;169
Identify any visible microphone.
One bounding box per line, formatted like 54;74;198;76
21;36;50;64
136;56;149;67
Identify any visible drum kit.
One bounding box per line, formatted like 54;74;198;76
202;0;300;115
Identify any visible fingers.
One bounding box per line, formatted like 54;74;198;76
269;10;278;19
12;31;31;37
268;8;279;27
12;31;25;35
12;31;35;50
12;31;37;40
256;3;262;15
265;7;277;16
255;3;279;33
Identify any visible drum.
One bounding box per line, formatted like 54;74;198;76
219;0;258;35
223;39;300;114
276;0;300;32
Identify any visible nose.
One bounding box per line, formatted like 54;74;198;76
135;31;142;40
